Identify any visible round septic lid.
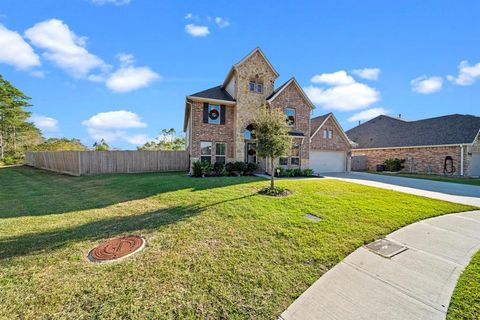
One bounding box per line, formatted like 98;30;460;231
88;235;145;263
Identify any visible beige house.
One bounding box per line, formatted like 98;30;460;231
183;47;352;174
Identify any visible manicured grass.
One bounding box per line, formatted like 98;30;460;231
447;250;480;320
0;166;474;319
372;171;480;186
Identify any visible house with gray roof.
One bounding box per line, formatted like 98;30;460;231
346;114;480;177
183;47;352;174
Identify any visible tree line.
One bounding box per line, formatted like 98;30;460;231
0;74;185;166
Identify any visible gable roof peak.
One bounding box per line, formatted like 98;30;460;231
222;47;279;87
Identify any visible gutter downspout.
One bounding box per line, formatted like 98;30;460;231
460;145;464;176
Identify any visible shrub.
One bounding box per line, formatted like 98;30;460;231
244;163;259;175
225;162;236;176
191;160;212;177
213;162;225;176
192;160;204;177
292;168;303;177
303;169;314;176
258;186;291;197
383;158;405;172
233;161;247;175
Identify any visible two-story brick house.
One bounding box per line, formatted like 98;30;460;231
183;47;352;174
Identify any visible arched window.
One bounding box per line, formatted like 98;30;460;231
244;124;256;140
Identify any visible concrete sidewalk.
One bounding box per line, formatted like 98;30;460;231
323;172;480;207
280;211;480;320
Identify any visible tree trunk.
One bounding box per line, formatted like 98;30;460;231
270;156;275;189
0;131;3;159
12;126;16;152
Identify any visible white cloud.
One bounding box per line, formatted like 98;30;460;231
215;17;230;28
311;71;355;86
106;63;159;92
82;110;147;129
411;76;443;94
185;24;210;37
352;68;381;80
91;0;131;5
304;77;380;111
184;13;193;19
30;70;45;78
24;19;107;78
82;110;149;145
347;108;388;122
0;24;40;69
30;114;59;133
447;60;480;86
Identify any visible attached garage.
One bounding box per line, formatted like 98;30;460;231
309;113;353;174
310;150;347;173
470;152;480;177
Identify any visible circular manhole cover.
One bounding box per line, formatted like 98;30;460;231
88;235;145;263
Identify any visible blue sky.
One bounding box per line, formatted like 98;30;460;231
0;0;479;149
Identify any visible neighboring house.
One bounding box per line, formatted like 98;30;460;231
346;114;480;177
183;47;351;174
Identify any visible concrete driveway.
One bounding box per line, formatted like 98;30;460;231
322;172;480;207
280;210;480;320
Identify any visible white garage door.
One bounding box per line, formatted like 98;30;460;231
310;151;346;174
470;153;480;177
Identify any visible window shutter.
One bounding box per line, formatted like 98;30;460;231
203;103;209;123
220;105;226;124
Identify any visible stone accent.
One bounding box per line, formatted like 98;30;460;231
233;50;278;162
268;81;312;169
189;101;235;164
310;117;350;151
352;145;470;176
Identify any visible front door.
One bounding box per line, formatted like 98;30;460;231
246;142;257;164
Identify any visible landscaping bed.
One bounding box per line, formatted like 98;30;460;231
0;166;475;319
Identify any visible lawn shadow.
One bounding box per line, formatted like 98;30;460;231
0;193;258;260
0;166;262;218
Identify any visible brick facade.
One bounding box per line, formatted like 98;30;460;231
352;145;470;176
189;101;235;163
310;117;350;152
269;81;312;169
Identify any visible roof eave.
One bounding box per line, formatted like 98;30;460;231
186;96;236;106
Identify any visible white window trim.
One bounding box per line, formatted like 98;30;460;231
215;142;227;164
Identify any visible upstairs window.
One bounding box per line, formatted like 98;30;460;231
257;82;263;93
249;81;255;92
203;103;225;125
208;104;221;124
323;129;333;139
249;80;263;93
285;108;296;127
200;141;212;163
215;143;226;164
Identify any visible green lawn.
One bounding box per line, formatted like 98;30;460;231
371;171;480;186
448;250;480;320
0;166;475;319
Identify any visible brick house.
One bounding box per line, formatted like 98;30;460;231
183;47;352;174
347;114;480;177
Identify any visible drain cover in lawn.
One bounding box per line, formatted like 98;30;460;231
365;239;407;258
88;235;145;263
305;213;322;222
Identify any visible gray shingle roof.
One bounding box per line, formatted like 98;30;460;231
310;113;331;133
189;85;235;102
346;114;480;149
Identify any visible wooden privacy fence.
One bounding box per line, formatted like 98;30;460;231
351;155;368;171
25;151;189;176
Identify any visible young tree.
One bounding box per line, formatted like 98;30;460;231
93;139;110;151
255;105;291;189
